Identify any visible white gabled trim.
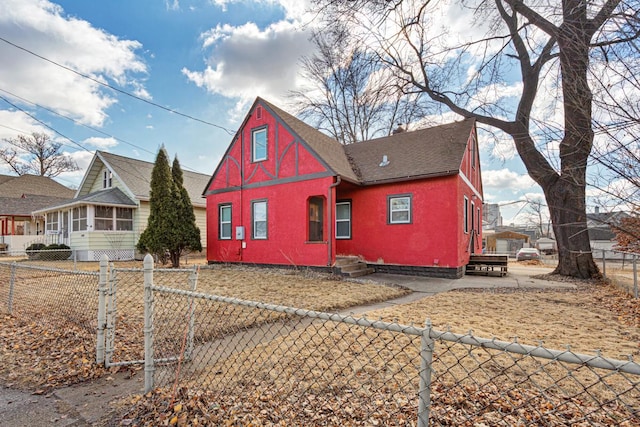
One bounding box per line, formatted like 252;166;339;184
95;152;138;202
459;169;483;201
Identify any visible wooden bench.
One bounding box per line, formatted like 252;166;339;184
466;254;508;277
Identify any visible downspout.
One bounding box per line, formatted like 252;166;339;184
327;175;341;267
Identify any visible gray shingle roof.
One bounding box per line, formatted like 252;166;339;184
0;174;75;198
0;194;73;216
74;187;137;206
257;98;475;185
96;151;210;207
345;119;476;184
31;188;138;214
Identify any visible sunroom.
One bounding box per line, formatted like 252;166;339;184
32;188;139;261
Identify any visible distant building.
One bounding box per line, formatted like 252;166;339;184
483;203;502;229
586;207;631;259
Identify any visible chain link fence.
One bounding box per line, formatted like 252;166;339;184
2;255;640;425
134;257;640;426
596;249;639;299
0;261;98;331
100;262;197;368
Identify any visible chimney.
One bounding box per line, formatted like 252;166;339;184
392;123;405;134
594;206;600;214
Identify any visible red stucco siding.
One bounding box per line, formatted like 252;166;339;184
336;176;459;267
206;101;337;267
207;177;336;266
206;99;484;273
336;173;482;269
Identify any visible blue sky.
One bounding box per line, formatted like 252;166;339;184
0;0;542;223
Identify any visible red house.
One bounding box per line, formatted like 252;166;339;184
204;98;483;278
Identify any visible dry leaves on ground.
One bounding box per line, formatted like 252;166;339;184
0;315;110;392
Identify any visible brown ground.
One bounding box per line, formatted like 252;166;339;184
1;261;639;425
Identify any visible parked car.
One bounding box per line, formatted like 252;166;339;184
516;247;541;261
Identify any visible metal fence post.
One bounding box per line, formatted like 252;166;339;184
105;263;116;366
8;262;16;314
633;254;638;299
185;266;198;359
601;249;606;278
418;319;434;427
143;254;155;393
96;254;108;364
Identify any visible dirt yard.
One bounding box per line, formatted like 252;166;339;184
1;261;639;425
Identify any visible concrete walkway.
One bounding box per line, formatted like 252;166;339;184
1;263;573;426
343;263;575;314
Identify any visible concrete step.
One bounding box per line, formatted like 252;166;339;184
334;256;361;267
339;261;369;273
345;267;376;278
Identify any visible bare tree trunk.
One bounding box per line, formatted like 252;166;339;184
545;179;600;278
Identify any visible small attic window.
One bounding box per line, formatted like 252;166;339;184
103;170;112;189
256;106;263;120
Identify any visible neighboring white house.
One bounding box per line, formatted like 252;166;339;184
32;151;210;261
0;174;75;252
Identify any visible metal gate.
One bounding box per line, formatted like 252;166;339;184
95;255;198;368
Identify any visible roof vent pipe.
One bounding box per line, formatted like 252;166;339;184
379;155;390;167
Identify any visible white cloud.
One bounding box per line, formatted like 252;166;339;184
0;110;51;141
83;136;118;149
209;0;310;20
0;0;147;127
165;0;180;11
183;17;314;108
483;169;535;191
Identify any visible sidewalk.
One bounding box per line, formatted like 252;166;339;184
344;263;575;314
1;263;572;426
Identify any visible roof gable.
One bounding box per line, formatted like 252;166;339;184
207;98;479;191
79;151;209;207
258;98;361;183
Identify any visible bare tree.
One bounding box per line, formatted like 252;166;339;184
0;132;79;177
291;22;424;144
311;0;640;278
589;42;640;212
613;207;640;252
522;197;551;238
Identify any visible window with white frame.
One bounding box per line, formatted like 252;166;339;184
252;200;267;239
252;127;267;162
219;204;232;240
103;170;113;188
72;206;87;231
388;195;412;224
336;201;351;239
464;196;469;233
116;208;133;231
46;211;59;233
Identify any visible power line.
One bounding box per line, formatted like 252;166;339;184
0;87;156;156
0;88;209;175
0;36;236;136
0;94;91;153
